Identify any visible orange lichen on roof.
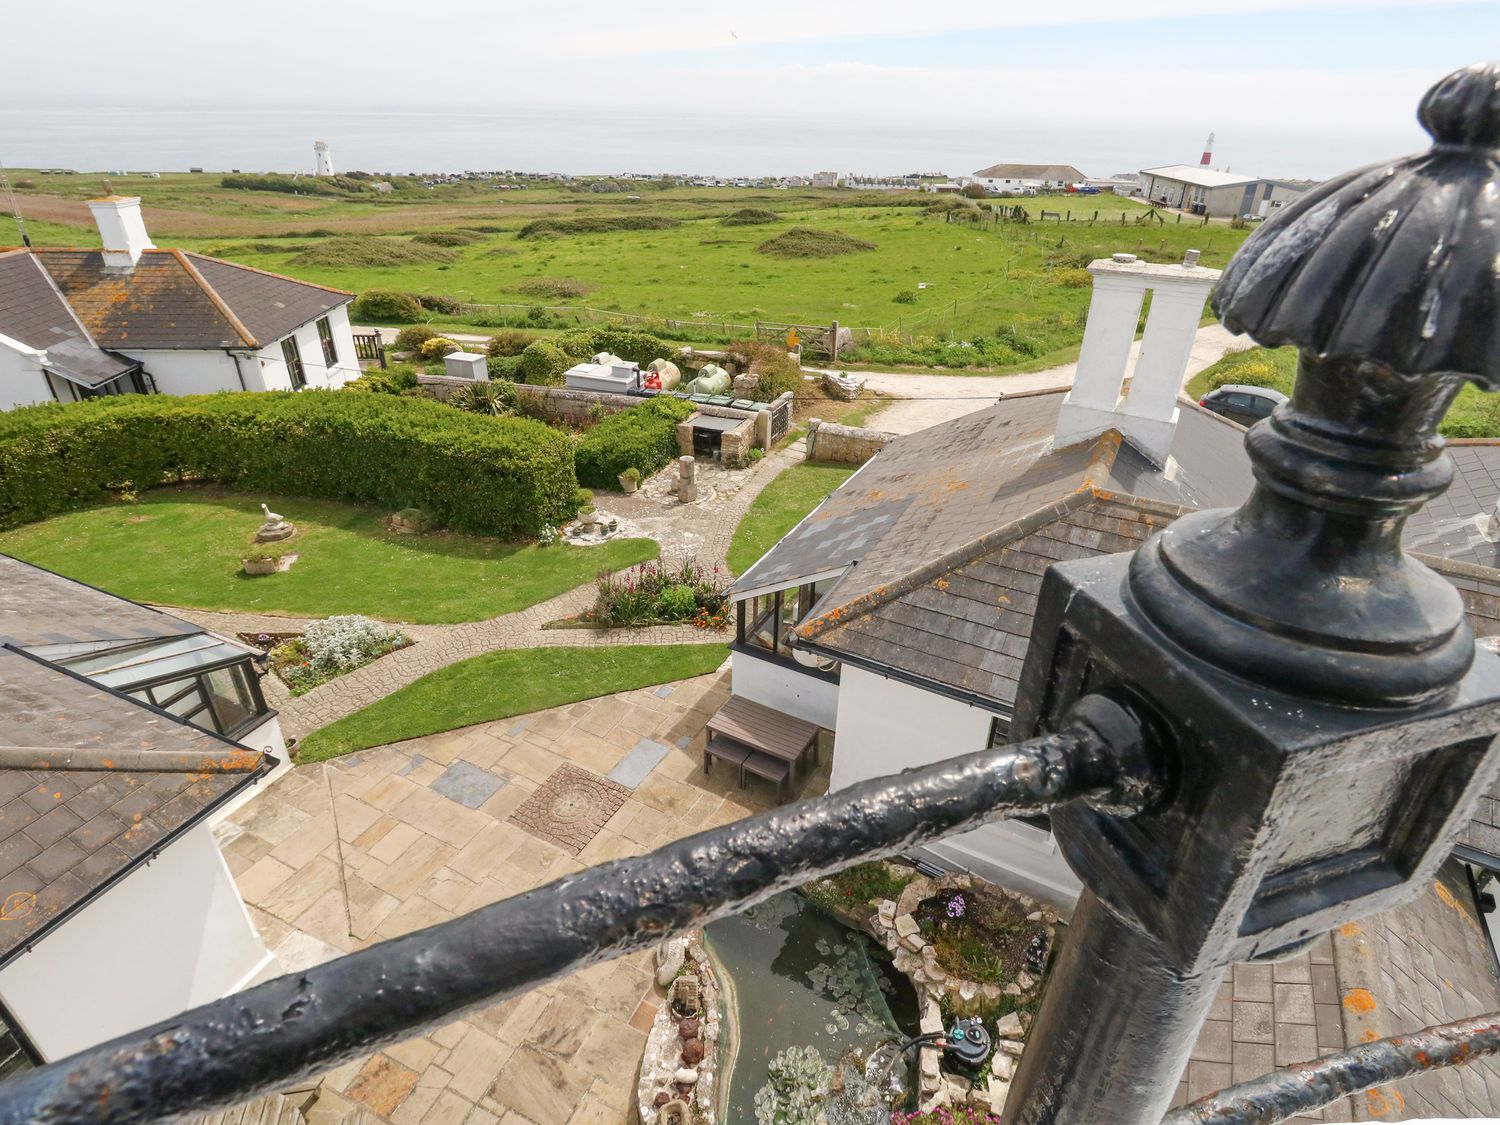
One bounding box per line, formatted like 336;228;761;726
1343;988;1377;1014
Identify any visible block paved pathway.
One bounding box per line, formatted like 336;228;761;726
219;665;833;1125
165;439;810;740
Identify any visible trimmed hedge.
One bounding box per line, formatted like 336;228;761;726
518;340;572;385
575;398;695;488
0;393;579;538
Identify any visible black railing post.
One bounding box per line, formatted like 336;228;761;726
1007;62;1500;1125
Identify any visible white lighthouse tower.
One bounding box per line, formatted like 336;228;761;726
1199;132;1215;167
314;140;334;177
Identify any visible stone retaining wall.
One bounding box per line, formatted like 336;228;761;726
806;417;897;465
640;933;724;1125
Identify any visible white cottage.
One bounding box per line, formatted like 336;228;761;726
0;555;289;1070
0;196;360;411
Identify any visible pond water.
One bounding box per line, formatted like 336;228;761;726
705;891;919;1124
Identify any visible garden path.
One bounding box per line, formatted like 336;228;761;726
811;323;1248;435
166;438;809;740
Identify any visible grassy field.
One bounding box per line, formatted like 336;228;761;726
0;489;657;623
7;172;1252;361
297;642;728;760
727;462;858;575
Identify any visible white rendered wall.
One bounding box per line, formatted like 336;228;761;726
209;714;292;823
0;823;272;1060
255;309;361;392
831;666;1082;910
119;349;244;395
731;651;841;730
0;340;54;410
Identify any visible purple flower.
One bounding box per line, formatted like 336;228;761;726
946;894;967;919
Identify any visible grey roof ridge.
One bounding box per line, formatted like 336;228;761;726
796;487;1101;643
171;248;258;348
796;428;1128;640
185;250;356;300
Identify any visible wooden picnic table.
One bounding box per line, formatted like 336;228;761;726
704;695;822;800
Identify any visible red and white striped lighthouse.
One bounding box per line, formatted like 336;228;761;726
1200;132;1215;166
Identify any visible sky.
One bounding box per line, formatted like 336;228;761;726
0;1;1486;179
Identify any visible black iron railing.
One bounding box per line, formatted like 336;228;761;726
0;698;1156;1125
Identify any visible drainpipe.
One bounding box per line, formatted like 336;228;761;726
231;351;252;391
1006;62;1500;1125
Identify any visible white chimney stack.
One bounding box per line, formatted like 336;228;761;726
1054;250;1221;466
87;196;155;269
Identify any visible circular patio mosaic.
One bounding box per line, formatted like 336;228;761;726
508;764;630;854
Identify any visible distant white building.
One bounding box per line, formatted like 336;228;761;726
0;196;361;411
811;171;839;188
971;163;1087;193
314;140;334;176
1138;165;1311;218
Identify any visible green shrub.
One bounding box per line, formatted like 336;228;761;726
1202;347;1297;396
551;326;671;366
0;394;578;538
893;289;918;304
518;340;572;385
487;355;523;380
755;227;877;258
516;277;592;300
575;487;595;514
420;337;459;360
727;340;804;402
515;215;680;239
486;329;539;357
575;398;695;488
720;208;780;226
352;289;423;321
1056;268;1093;288
412;229;481;247
658;584;697;618
394;325;440;352
448;380;516;416
343;364;419;395
414;293;464;314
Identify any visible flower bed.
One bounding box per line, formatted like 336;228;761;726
580;558;729;629
268;615;410;696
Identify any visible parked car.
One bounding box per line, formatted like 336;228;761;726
1198;384;1289;426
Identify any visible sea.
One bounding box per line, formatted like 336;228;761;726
0;103;1415;181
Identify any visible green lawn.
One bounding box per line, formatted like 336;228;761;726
297;642;728;760
727;462;857;576
0;489;658;624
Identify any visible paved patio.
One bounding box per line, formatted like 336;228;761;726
219;664;831;1125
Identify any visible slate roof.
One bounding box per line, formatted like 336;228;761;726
0;648;265;965
8;248;351;351
972;163;1087;183
0;250;137;387
0;555;200;650
729;392;1254;705
0;554;272;965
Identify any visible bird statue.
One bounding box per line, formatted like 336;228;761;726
260;503;284;525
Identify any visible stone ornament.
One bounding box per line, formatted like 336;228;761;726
254;502;295;542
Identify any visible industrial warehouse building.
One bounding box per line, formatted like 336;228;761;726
1138;164;1311;218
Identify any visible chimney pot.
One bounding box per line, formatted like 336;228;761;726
1112;252;1138;264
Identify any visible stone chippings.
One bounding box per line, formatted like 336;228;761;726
638;933;724;1125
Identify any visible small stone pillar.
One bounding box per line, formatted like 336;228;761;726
806;418;823;461
677;456;698;504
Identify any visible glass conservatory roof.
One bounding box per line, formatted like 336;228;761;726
48;634;251;690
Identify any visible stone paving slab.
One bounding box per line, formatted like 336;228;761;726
605;738;671;789
225;666;832;1125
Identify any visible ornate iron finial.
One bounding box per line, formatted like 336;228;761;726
1129;61;1500;706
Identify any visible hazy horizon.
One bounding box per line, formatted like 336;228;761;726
1;0;1484;183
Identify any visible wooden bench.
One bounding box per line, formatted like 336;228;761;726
705;696;822;803
704;733;752;780
741;750;793;802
